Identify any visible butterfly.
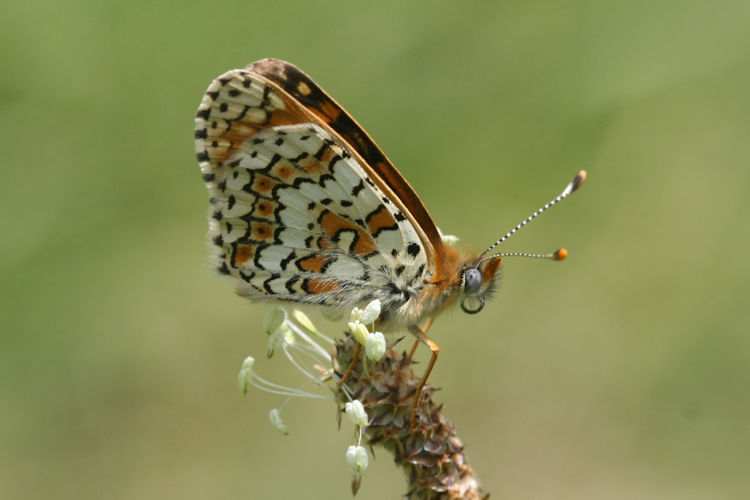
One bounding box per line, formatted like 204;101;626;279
194;59;585;426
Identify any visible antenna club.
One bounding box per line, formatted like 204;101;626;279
571;170;587;193
553;248;568;261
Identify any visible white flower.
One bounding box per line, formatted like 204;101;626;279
269;408;288;435
267;322;295;358
347;320;369;345
292;309;319;335
346;445;369;475
359;299;381;325
344;400;369;427
263;307;286;335
238;356;255;394
365;332;386;361
349;306;363;323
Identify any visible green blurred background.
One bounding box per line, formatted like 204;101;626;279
2;1;749;498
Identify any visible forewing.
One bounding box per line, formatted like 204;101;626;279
195;70;428;308
245;60;454;280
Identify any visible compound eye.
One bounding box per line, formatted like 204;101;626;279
463;268;482;295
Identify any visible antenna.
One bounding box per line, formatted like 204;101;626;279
478;171;586;259
499;248;567;260
476;248;567;268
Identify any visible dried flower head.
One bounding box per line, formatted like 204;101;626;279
237;302;486;499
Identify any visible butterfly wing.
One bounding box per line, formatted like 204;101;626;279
246;60;447;263
194;68;432;311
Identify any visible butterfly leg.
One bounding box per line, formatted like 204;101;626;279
408;323;439;432
337;342;362;387
407;316;434;359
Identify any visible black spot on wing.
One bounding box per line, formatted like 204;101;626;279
407;242;420;257
285;274;300;293
351;179;365;196
263;273;281;294
406;263;426;287
290;151;308;163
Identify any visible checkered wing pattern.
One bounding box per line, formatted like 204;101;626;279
195;69;430;309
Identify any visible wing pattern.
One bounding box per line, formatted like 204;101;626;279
195;69;429;309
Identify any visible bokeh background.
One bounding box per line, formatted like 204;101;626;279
2;1;749;498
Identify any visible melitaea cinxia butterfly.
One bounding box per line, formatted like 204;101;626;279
194;59;585;422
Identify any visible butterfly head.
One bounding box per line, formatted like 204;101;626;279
454;170;586;316
459;256;503;314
